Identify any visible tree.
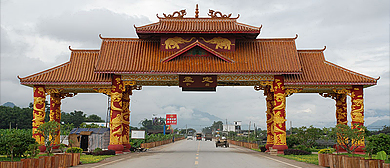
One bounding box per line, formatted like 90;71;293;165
37;121;61;155
211;121;224;131
328;124;366;154
85;114;104;122
79;123;104;128
295;125;323;149
61;110;86;127
139;119;164;132
0;105;33;129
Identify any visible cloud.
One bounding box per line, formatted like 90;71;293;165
36;9;151;47
1;0;388;131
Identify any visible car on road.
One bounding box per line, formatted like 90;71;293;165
187;135;193;140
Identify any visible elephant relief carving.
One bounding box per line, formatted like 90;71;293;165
163;37;195;49
200;37;234;50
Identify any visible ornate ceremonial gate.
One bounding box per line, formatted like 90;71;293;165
19;5;378;154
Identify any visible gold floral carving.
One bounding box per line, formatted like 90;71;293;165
96;88;112;96
333;89;351;97
285;89;301;97
123;81;136;86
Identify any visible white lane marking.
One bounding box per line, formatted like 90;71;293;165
233;146;302;168
90;157;129;168
258;155;302;168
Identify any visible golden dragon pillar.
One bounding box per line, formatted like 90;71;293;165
122;87;131;152
32;85;46;152
49;93;62;148
272;76;288;153
264;86;274;151
351;85;365;152
108;75;124;154
335;93;348;152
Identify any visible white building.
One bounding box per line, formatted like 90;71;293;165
223;121;242;132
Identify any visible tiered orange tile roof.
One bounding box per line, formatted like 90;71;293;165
285;50;377;85
94;37;301;74
135;18;261;34
18;44;378;87
19;50;111;86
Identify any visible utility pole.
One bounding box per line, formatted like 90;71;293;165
226;119;228;137
290;121;293;135
248;121;251;143
186;124;188;136
254;123;256;138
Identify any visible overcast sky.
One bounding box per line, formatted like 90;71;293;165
1;0;389;131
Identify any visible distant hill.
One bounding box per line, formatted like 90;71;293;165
367;119;390;130
1;102;16;108
176;109;223;132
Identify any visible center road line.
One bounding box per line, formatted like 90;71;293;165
90;157;130;168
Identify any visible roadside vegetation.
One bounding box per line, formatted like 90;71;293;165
247;125;390;165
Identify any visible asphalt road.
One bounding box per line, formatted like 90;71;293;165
77;139;322;168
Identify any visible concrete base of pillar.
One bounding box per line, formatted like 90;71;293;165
108;144;124;154
265;144;273;152
272;145;288;154
123;144;131;152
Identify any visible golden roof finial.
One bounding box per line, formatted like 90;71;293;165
195;4;199;18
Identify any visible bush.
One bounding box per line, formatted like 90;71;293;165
318;148;334;154
0;129;36;157
93;148;103;154
259;145;267;152
94;150;116;155
295;145;311;153
66;147;83;153
284;149;311;155
366;133;390;155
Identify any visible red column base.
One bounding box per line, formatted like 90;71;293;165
272;145;288;154
38;145;46;152
354;146;365;153
123;144;131;152
108;144;124;154
52;144;59;149
265;144;273;152
334;144;347;152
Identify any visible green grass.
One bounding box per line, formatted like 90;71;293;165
278;154;319;165
80;155;115;164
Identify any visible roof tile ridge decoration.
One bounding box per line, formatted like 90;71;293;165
68;46;100;52
251;34;299;41
297;46;327;52
161;40;234;63
323;60;378;82
99;34;151;41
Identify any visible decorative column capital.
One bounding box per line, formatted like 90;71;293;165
319;93;337;100
95;88;112;96
333;89;351;97
285;88;301;97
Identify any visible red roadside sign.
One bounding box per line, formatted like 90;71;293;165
166;114;177;125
